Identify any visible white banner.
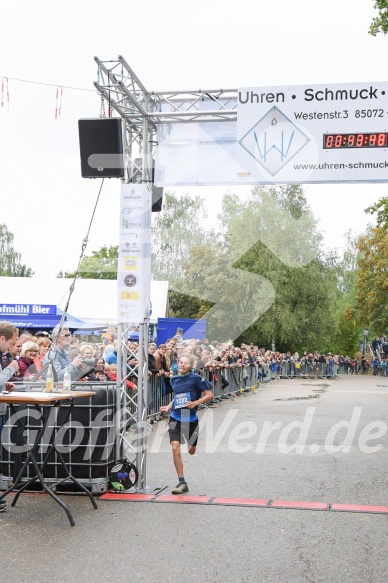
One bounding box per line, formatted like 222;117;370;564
155;118;240;186
117;184;151;324
237;82;388;183
154;83;388;185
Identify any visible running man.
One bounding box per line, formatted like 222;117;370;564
160;355;213;494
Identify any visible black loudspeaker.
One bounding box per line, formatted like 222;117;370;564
151;185;163;212
78;118;124;178
133;158;164;212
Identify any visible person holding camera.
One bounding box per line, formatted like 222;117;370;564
43;325;86;381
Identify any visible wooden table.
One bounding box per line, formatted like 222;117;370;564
0;390;98;525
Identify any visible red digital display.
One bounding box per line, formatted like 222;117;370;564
323;132;388;149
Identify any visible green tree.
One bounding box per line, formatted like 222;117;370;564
151;191;218;280
365;196;388;229
58;245;118;279
0;224;34;277
369;0;388;35
164;185;339;350
331;231;361;356
168;290;209;321
169;242;274;342
335;307;360;356
151;191;222;326
219;186;337;350
356;226;388;331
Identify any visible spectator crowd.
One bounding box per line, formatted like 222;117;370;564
2;325;388;385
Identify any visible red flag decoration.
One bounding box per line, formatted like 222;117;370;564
1;77;9;109
55;86;63;119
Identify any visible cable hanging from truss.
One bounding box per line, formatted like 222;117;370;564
56;178;105;334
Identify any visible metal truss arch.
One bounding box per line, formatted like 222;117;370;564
94;55;237;491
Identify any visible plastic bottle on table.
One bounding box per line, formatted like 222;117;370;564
63;366;72;392
45;364;54;392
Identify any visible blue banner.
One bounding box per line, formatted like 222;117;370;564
0;304;57;316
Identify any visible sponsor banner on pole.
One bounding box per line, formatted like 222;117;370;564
117;184;151;324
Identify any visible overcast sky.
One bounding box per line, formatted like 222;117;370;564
0;0;387;277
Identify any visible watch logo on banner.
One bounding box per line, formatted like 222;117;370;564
238;106;310;176
124;274;137;287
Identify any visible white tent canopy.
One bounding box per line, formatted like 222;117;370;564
0;277;168;327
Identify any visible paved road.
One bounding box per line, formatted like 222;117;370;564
3;374;388;582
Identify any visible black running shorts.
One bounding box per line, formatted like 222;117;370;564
168;418;199;447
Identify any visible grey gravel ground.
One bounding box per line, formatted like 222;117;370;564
2;374;388;583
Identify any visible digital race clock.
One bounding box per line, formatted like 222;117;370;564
323;132;388;149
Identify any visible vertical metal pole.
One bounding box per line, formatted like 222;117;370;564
116;155;128;463
135;93;151;491
136;321;146;488
116;323;123;460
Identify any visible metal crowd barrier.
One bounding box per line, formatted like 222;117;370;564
341;364;372;375
274;361;338;379
147;363;276;421
144;360;341;422
375;365;388;376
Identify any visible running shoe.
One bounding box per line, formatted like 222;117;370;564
171;482;189;494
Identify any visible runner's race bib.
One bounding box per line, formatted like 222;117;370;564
174;392;191;409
